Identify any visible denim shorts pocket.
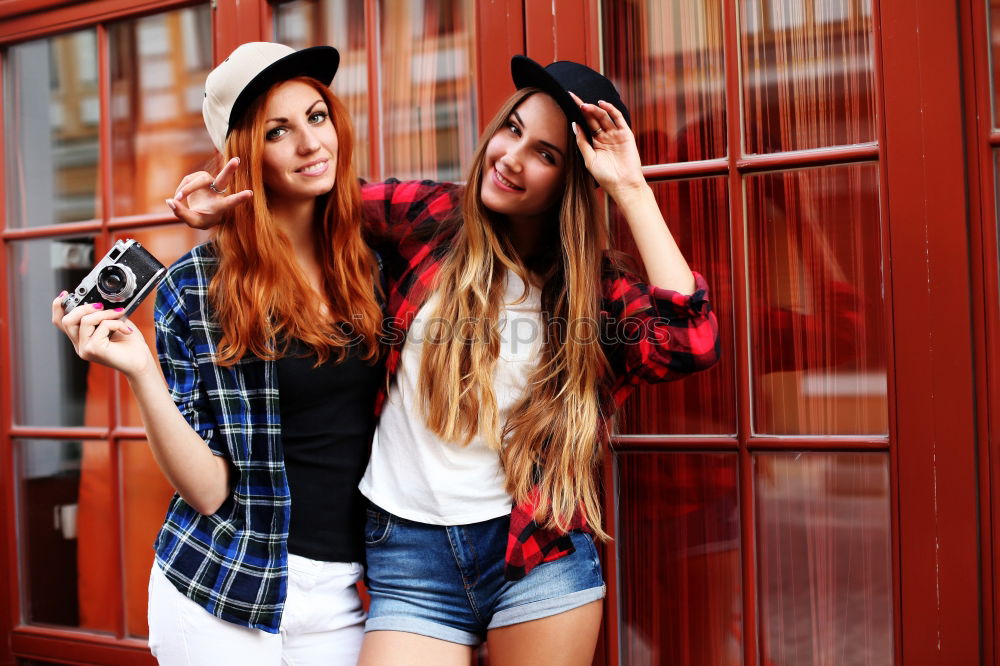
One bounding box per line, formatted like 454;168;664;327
364;505;394;547
573;530;602;572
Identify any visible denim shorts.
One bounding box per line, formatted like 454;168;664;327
363;503;606;646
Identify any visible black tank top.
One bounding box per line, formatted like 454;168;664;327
276;338;382;562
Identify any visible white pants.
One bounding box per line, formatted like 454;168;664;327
147;555;365;666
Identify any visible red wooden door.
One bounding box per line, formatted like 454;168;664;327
589;0;980;664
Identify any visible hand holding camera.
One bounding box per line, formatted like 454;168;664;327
52;239;167;379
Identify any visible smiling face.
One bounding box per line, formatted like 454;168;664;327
479;92;570;224
260;79;338;203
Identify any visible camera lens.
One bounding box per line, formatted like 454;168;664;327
97;264;136;302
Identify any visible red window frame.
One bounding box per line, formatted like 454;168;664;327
962;0;1000;663
882;1;980;662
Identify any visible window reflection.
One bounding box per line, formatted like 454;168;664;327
379;0;476;180
17;439;115;632
614;178;735;435
602;0;727;165
741;0;876;153
746;164;886;435
11;236;109;428
991;0;1000;127
108;5;214;217
274;0;371;177
756;453;893;665
120;441;174;638
617;452;741;665
275;0;477;181
4;29;100;227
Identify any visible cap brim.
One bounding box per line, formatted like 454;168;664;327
511;55;590;140
229;45;340;135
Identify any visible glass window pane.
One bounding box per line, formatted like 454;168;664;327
121;440;174;638
991;1;1000;127
379;0;477;180
274;0;371;178
741;0;876;153
614;178;735;435
17;439;114;632
995;151;1000;290
4;29;100;228
108;6;214;217
275;0;476;181
113;226;210;427
602;0;727;164
745;164;886;435
617;452;741;665
11;236;109;428
756;452;893;665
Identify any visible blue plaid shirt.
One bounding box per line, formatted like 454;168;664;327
152;242;289;633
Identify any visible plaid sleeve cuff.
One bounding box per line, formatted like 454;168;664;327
649;272;712;319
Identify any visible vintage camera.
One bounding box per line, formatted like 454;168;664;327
61;239;166;315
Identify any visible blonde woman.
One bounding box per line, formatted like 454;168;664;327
174;56;719;665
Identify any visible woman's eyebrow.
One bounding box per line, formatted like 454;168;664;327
511;110;565;158
266;100;325;123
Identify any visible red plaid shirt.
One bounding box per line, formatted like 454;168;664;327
362;179;720;580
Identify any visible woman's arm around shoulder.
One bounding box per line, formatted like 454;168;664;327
360;178;464;241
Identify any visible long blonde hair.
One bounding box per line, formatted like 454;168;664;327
209;76;382;366
417;88;611;538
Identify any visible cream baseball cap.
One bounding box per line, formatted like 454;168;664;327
202;42;340;152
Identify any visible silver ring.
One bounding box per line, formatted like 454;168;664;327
209;182;228;194
592;128;605;135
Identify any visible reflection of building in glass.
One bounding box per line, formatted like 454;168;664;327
275;0;476;182
108;6;214;217
3;30;101;227
606;0;876;162
49;32;100;224
380;0;477;181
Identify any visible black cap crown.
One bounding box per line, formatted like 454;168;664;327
511;55;630;141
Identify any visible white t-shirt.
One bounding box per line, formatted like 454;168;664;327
359;270;543;524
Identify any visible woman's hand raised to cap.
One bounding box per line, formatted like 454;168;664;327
165;156;253;230
568;91;647;200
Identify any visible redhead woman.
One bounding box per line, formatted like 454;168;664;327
173;55;720;665
52;43;382;665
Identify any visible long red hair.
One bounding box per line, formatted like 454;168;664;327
209;77;381;365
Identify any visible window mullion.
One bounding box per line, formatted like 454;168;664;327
95;22;128;640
